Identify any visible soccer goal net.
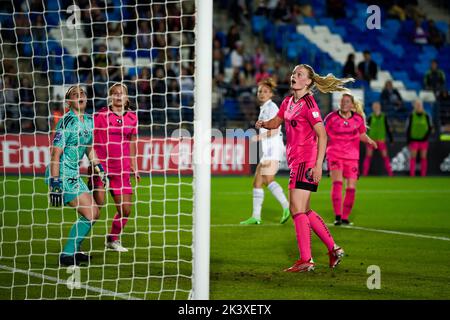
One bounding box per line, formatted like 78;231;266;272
0;0;210;300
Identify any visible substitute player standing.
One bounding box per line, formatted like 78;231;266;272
91;83;139;252
240;78;290;225
47;86;108;266
362;101;394;176
325;94;377;226
406;100;433;177
256;64;346;272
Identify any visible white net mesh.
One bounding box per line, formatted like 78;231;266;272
0;0;197;300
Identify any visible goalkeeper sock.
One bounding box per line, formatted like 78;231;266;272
307;210;335;251
62;216;93;255
252;188;264;220
331;181;343;217
293;213;312;261
267;181;289;210
342;188;356;220
109;212;129;242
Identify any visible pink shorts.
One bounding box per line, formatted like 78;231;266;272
409;141;429;152
367;140;387;152
328;157;359;180
288;160;319;191
90;173;133;196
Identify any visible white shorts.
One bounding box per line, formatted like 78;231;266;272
259;159;280;176
261;140;284;162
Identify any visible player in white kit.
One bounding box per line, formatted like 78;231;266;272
240;78;290;225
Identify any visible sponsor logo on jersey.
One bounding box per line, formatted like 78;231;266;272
53;131;62;143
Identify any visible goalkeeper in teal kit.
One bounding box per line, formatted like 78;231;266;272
46;86;108;267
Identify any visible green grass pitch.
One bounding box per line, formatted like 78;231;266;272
1;175;449;299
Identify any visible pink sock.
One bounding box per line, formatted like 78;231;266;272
420;159;427;176
293;213;312;261
383;157;393;176
410;158;416;176
307;210;335;251
331;181;343;218
342;188;356;220
362;156;371;176
109;213;129;242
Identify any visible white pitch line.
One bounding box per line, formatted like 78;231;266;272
5;223;450;242
215;189;450;195
335;225;450;242
210;223;450;242
0;264;142;300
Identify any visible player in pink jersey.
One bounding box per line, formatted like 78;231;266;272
256;64;350;272
325;94;377;227
90;83;140;252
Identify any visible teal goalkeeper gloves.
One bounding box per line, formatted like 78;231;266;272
94;163;109;189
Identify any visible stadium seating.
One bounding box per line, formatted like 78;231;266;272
250;0;449;121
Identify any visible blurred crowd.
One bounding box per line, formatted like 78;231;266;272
213;0;450;134
0;0;449;137
0;0;196;134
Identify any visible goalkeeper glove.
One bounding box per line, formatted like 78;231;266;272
94;163;108;189
49;177;62;207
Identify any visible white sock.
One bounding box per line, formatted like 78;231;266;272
252;188;264;220
268;181;289;210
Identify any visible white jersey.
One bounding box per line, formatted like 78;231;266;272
258;99;285;161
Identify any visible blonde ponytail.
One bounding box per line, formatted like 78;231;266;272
298;64;354;93
354;99;366;123
312;73;355;93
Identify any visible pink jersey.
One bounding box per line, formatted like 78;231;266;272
277;94;323;167
94;107;138;173
324;111;366;160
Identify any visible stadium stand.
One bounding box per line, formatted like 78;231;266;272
0;0;196;135
213;0;449;138
0;0;449;140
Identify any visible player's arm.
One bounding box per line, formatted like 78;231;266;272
256;116;283;130
86;146;108;188
311;122;327;183
49;146;64;206
359;116;377;148
50;146;63;178
49;132;64;206
360;133;377;149
253;128;280;141
130;134;141;182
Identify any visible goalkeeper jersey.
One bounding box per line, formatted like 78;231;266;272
50;110;93;177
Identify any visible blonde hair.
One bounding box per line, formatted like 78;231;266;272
258;77;277;92
108;83;132;110
342;93;367;123
297;64;354;93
